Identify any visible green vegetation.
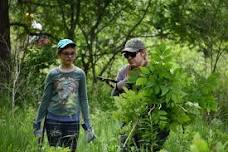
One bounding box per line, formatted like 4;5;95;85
1;43;227;151
0;0;227;151
113;44;223;151
0;107;119;152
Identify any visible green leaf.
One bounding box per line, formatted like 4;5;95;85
161;86;170;96
136;77;147;86
159;110;168;116
140;67;150;75
128;69;141;83
171;94;179;103
155;86;160;95
190;133;209;152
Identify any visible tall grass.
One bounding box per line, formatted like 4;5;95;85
0;105;227;152
0;107;37;152
164;117;228;152
0;107;119;152
77;111;119;152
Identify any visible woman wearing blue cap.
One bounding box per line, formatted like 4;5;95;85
33;39;95;151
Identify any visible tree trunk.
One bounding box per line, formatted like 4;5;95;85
0;0;10;91
0;0;10;59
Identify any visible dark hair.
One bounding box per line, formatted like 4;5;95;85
57;44;76;54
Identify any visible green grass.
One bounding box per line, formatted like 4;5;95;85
0;107;119;152
0;107;37;152
0;106;227;152
163;118;228;152
77;110;119;152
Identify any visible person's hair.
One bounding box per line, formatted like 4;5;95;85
141;49;148;66
57;44;76;55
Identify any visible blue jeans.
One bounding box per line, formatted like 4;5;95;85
45;119;80;152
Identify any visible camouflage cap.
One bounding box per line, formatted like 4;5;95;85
123;38;145;53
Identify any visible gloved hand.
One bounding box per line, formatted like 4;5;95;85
34;129;42;138
33;122;42;137
116;78;128;90
82;123;96;143
85;128;96;143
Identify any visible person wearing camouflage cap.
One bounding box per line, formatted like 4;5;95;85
111;38;148;151
111;37;148;96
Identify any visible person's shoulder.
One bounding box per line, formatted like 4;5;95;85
49;67;60;74
48;67;60;76
74;66;82;71
74;66;83;72
43;67;60;81
73;66;85;75
118;64;129;73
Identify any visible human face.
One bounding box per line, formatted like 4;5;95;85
123;50;146;68
59;47;76;66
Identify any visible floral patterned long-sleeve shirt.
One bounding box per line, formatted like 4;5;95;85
35;66;91;128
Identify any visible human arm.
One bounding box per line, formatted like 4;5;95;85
79;70;91;128
111;65;130;96
33;72;53;135
79;70;96;142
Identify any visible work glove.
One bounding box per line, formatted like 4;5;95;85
116;78;128;90
33;122;42;138
82;124;96;143
86;128;96;143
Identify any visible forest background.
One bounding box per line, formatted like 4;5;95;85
0;0;227;151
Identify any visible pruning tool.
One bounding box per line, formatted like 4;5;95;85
97;76;117;88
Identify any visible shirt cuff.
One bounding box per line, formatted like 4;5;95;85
84;121;91;130
33;121;41;130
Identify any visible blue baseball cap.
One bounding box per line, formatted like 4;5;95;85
57;39;76;50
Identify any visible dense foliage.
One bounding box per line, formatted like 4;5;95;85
0;0;227;151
